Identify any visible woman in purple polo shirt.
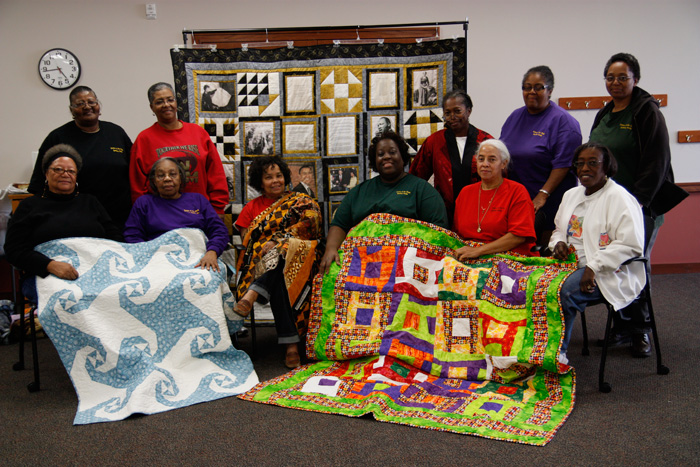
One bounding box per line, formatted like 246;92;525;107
124;157;229;271
500;65;582;248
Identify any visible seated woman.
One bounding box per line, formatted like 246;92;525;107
319;131;449;275
234;156;322;369
453;140;537;260
123;157;229;272
5;144;122;300
549;142;646;360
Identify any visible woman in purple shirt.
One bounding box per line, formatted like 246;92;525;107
500;65;582;248
124;157;229;271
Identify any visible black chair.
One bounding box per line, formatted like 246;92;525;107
11;267;41;392
579;256;669;393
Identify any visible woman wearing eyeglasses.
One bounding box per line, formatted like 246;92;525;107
549;142;645;362
123;157;228;272
6;144;122;300
500;66;582;249
588;53;679;357
27;86;132;228
129;82;228;217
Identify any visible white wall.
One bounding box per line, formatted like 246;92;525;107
2;0;699;188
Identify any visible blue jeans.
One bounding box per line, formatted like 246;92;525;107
559;268;603;355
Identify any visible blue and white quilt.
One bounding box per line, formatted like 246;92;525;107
35;228;259;424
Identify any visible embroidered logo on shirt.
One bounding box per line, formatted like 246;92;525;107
110;147;124;153
184;209;200;215
599;232;611;247
532;130;545;137
396;190;411;195
619;123;633;131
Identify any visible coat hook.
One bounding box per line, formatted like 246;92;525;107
657;98;663;105
687;134;692;142
602;100;608;106
584;101;590;108
566;101;571;109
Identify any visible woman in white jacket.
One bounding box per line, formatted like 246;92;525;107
549;142;646;360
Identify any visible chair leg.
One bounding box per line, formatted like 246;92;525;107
27;306;40;392
643;285;670;376
249;305;257;361
580;311;590;356
598;305;614;393
12;290;25;372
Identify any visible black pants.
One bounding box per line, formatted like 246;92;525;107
249;259;300;344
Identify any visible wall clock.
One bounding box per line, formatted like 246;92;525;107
38;48;81;90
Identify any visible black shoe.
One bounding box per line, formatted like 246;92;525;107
596;332;631;348
631;333;652;358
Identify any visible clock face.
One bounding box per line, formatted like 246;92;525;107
38;48;81;90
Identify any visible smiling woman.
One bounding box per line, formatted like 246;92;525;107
6;144;122;300
234;155;323;369
500;66;582;248
409;90;493;226
129;82;229;215
124;157;229;272
319;131;448;276
549;142;647;360
27;86;132;228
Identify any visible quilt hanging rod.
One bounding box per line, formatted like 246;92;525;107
181;19;468;48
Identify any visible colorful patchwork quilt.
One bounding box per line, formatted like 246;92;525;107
240;215;578;445
35;228;259;424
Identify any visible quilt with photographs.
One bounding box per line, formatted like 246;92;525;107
35;228;259;424
240;214;578;445
170;40;465;225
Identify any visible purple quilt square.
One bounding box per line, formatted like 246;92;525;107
355;307;374;326
426;316;436;335
319;378;338;387
480;401;503;413
365;262;382;278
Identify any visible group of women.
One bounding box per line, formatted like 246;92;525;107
5;51;676;369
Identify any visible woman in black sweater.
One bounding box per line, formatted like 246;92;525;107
5;144;122;300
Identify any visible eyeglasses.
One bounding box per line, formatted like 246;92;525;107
50;167;78;176
605;75;632;83
521;84;549;92
153;97;176;106
155;171;180;180
71;100;99;108
573;160;602;169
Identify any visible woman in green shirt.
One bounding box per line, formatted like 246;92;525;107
319;132;448;275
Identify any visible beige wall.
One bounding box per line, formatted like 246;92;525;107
1;0;699;188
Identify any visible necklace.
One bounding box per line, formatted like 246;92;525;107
476;183;501;233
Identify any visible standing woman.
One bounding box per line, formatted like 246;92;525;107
234;156;322;368
130;82;228;215
500;66;582;247
28;86;132;228
590;53;675;251
588;53;678;355
409;90;493;226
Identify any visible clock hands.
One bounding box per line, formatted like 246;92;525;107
56;66;69;79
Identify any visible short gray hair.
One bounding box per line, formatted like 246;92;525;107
477;139;511;166
147;82;175;104
42;144;83;173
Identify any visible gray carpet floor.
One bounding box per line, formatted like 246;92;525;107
1;273;699;466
